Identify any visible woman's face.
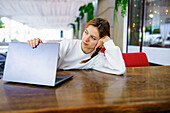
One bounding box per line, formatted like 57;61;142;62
81;25;100;53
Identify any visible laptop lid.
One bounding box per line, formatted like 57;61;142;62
3;42;60;86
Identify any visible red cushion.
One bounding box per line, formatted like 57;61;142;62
122;52;149;67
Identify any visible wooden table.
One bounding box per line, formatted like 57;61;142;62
0;66;170;113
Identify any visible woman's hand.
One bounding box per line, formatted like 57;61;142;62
27;38;43;48
95;36;110;49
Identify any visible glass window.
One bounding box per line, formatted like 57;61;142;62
127;0;170;65
128;0;142;46
143;0;170;48
127;0;143;52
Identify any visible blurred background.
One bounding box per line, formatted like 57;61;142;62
0;0;170;65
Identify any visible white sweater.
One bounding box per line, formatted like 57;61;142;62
57;39;126;75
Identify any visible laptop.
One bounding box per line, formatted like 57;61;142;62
2;42;72;86
0;52;7;79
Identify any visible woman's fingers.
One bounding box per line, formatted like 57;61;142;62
39;38;43;43
35;39;39;46
27;40;31;46
27;38;43;48
95;36;111;49
31;39;35;48
95;39;103;49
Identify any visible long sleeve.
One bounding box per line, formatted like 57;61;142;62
57;39;93;70
57;39;71;69
92;40;126;75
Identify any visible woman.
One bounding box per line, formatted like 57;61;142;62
28;18;126;75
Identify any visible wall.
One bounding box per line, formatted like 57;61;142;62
97;0;125;52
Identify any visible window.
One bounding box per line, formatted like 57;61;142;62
127;0;170;65
144;0;170;48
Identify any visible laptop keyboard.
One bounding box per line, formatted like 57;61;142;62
55;75;72;85
0;74;2;79
0;71;3;79
56;77;64;82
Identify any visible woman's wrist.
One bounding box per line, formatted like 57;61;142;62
103;36;111;43
95;36;111;49
103;39;115;48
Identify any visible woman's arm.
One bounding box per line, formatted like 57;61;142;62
95;36;111;49
93;39;126;75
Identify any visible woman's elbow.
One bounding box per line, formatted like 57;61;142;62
117;67;126;75
114;65;126;75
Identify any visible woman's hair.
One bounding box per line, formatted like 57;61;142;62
81;18;110;63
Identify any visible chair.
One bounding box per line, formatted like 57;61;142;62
100;47;106;53
100;48;149;67
122;52;150;67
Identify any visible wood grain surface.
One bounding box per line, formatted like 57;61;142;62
0;66;170;113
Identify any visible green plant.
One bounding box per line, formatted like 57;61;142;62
75;17;80;31
11;38;19;42
79;5;86;19
69;2;94;38
0;17;5;28
2;38;5;42
114;0;128;21
145;26;152;34
79;2;94;22
153;29;160;34
68;23;76;37
85;3;94;22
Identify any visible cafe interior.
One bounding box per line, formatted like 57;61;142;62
0;0;170;113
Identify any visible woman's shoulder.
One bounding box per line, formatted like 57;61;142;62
60;39;81;47
60;39;81;43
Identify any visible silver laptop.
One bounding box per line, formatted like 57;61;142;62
2;42;72;86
